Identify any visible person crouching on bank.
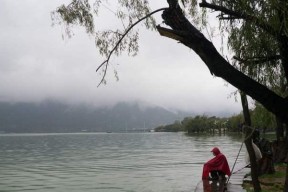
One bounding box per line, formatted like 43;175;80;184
202;147;231;180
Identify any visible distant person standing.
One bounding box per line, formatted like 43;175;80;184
202;147;231;180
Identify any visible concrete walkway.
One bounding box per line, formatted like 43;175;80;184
226;166;250;192
194;165;250;192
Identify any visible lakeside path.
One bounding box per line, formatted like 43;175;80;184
226;167;250;192
194;165;250;192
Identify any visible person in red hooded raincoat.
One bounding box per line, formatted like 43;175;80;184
202;147;231;180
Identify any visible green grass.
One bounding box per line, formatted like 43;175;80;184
261;132;276;141
242;164;286;192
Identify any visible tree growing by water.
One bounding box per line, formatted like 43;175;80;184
52;0;288;191
181;115;228;134
154;120;183;132
251;102;276;132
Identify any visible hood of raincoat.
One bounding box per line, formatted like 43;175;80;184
211;147;220;156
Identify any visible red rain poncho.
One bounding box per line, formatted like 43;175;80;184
202;147;231;179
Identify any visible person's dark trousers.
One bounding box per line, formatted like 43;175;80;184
210;171;225;180
210;170;219;180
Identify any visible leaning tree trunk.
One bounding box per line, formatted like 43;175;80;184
240;91;261;192
157;0;288;122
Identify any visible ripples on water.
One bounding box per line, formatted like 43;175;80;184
0;132;246;192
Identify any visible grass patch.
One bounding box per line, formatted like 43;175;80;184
261;132;277;141
243;164;286;192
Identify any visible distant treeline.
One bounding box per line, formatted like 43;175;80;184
154;102;276;133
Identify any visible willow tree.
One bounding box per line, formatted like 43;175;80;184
225;0;288;143
217;1;288;188
52;0;288;191
218;1;288;187
251;102;276;132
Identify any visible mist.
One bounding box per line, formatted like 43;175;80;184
0;0;243;115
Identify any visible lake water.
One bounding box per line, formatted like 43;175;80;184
0;132;246;192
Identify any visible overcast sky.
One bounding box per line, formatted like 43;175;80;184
0;0;243;115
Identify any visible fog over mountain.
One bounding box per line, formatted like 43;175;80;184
0;101;186;133
0;100;237;133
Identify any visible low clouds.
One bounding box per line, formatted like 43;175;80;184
0;0;242;115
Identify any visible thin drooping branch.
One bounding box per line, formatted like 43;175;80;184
199;1;279;38
96;7;167;87
233;55;281;65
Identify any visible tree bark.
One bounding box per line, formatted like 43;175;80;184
276;117;285;142
240;92;251;126
284;138;288;192
157;1;288;122
240;91;261;192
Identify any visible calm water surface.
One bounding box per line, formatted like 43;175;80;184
0;132;246;192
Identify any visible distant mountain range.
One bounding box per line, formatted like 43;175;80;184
0;101;193;133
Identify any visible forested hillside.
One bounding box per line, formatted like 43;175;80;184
0;101;189;133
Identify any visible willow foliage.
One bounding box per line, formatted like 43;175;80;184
210;0;288;93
